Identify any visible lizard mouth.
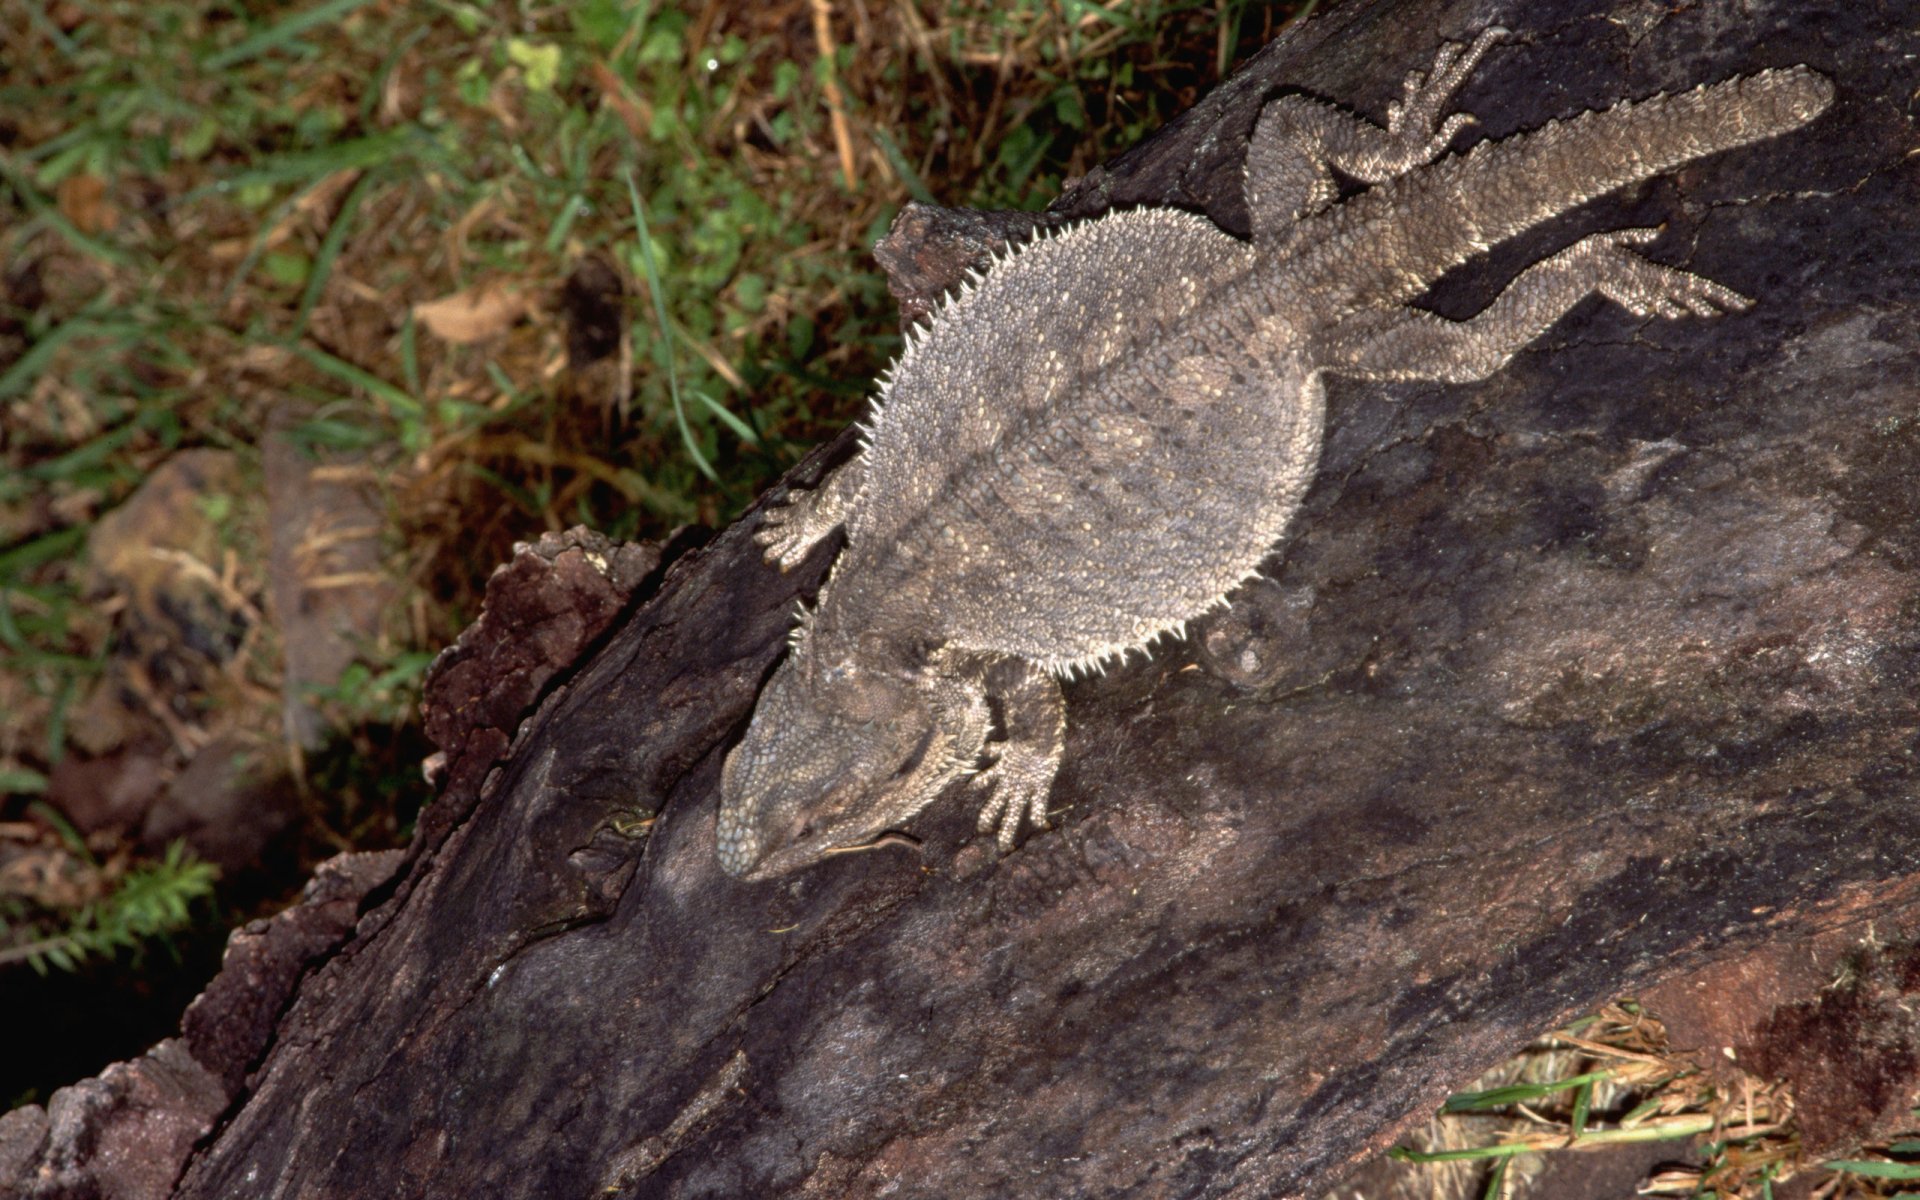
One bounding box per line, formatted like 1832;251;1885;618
822;831;922;858
740;829;922;882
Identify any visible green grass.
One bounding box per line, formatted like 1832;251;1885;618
1390;1004;1920;1200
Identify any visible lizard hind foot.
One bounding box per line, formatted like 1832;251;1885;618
1581;228;1754;319
1378;26;1509;175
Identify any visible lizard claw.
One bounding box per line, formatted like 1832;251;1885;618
971;758;1052;852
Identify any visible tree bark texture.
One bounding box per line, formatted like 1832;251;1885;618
5;0;1919;1196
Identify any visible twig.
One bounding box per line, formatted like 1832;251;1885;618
809;0;857;189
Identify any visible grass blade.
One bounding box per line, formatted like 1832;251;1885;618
623;168;717;483
1569;1079;1593;1139
1481;1154;1509;1200
868;126;935;204
203;0;379;70
1444;1071;1615;1113
293;344;422;422
293;168;382;339
202;129;415;196
1827;1161;1920;1180
0;527;86;579
0;312;134;402
0;767;50;794
693;390;759;446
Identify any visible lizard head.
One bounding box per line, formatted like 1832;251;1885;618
717;633;987;880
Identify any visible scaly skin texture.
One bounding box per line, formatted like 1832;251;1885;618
715;29;1834;880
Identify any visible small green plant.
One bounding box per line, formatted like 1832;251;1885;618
1386;1004;1773;1198
305;650;437;730
1823;1130;1920;1198
1390;1006;1920;1200
0;840;219;976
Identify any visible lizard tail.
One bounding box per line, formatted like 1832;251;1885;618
1324;66;1835;306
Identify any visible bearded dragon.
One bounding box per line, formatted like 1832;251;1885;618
715;28;1833;879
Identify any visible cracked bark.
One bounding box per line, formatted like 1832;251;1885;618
6;0;1919;1196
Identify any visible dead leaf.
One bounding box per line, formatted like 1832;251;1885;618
57;173;115;234
412;282;529;343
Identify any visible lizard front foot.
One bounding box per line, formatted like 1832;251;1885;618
971;751;1055;852
752;499;824;570
752;462;863;570
967;659;1066;853
753;485;849;570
